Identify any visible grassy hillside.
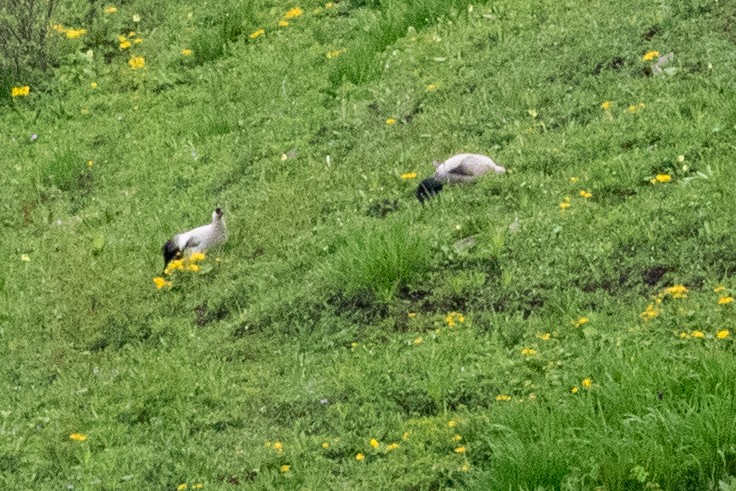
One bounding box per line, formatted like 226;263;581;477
3;0;736;489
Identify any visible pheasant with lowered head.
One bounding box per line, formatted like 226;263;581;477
162;207;228;272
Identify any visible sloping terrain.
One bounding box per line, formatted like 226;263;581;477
2;0;736;489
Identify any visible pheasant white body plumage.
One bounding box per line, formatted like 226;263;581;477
433;153;506;183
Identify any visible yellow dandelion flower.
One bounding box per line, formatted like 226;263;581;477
104;6;117;14
537;332;551;341
402;431;410;440
640;304;659;320
177;484;188;491
520;348;537;356
356;452;365;461
579;190;592;199
653;173;672;183
134;38;142;44
714;285;726;293
190;252;206;262
278;20;289;27
691;330;705;339
325;2;334;7
52;24;66;33
460;462;470;472
663;284;687;298
181;48;193;56
69;433;87;442
11;86;30;97
351;342;359;349
119;39;132;49
447;419;458;428
153;277;168;289
400;172;417;180
273;441;283;451
642;50;659;61
90;82;98;89
407;312;417;318
559;201;571;209
279;465;290;472
718;296;734;305
628;104;638;113
413;337;423;345
249;28;265;39
452;434;462;442
582;378;593;389
20;254;31;262
495;394;512;401
386;442;400;451
426;83;438;92
571;386;579;394
717;329;730;339
600;101;612;110
128;56;145;69
574;317;589;327
369;438;380;448
454;446;466;454
187;264;200;272
283;7;304;19
321;442;330;449
385;118;397;125
65;28;87;39
326;49;343;59
679;331;690;339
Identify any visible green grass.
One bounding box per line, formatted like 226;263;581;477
3;0;736;489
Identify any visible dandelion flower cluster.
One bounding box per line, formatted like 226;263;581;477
718;296;734;305
445;312;465;327
11;86;30;97
128;56;145;69
520;347;537;356
661;284;687;299
283;7;304;19
573;317;589;327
